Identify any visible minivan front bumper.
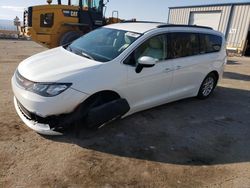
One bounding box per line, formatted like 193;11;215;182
12;73;89;135
14;97;62;135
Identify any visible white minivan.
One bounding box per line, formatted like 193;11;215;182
12;22;227;135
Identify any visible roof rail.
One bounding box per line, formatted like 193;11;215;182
157;24;213;30
122;20;166;24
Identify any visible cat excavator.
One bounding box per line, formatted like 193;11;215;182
22;0;124;48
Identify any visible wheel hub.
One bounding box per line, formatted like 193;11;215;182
202;77;214;96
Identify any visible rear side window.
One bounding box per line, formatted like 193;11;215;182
169;33;199;58
200;34;222;53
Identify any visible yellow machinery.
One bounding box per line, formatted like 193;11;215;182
23;0;121;48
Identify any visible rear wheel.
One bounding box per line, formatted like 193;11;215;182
59;31;82;46
197;73;217;99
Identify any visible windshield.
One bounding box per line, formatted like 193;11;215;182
67;28;141;62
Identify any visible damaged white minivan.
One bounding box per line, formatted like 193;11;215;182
12;22;226;135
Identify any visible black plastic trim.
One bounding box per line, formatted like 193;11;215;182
122;20;166;24
84;98;130;129
157;24;213;30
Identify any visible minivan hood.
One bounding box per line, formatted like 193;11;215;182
18;47;102;82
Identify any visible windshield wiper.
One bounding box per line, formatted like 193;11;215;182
67;46;94;60
81;51;94;60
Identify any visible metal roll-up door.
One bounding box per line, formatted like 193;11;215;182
189;11;221;30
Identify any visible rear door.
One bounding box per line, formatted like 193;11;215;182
167;32;205;100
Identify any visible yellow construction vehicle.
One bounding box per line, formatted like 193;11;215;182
22;0;122;48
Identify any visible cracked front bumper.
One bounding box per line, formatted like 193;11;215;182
14;97;62;135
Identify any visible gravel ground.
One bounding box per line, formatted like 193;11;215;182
0;40;250;188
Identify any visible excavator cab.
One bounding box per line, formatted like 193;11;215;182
24;0;105;48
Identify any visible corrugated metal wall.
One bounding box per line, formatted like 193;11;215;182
226;5;250;50
168;6;231;34
168;4;250;53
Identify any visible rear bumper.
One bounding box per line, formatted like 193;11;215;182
14;97;62;135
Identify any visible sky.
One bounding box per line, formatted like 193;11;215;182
0;0;249;21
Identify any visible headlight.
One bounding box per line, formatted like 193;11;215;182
15;70;72;97
29;83;72;97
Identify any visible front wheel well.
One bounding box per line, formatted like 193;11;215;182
84;90;121;106
79;90;130;129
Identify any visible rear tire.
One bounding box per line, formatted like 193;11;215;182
197;73;217;99
59;31;82;46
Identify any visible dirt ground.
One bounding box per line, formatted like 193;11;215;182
0;40;250;188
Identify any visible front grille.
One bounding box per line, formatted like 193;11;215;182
16;100;49;124
17;100;32;120
16;99;65;131
16;99;73;131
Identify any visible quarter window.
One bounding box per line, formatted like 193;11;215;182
169;33;199;58
200;34;222;53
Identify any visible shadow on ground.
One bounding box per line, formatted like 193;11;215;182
227;60;241;65
47;86;250;166
223;71;250;81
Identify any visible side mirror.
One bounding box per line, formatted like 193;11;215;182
135;56;157;73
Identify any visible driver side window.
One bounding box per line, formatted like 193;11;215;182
124;34;167;66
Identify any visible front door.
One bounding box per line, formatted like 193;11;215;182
123;34;174;113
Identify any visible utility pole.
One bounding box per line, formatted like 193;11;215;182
13;16;20;38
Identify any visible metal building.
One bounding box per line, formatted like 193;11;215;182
168;2;250;56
